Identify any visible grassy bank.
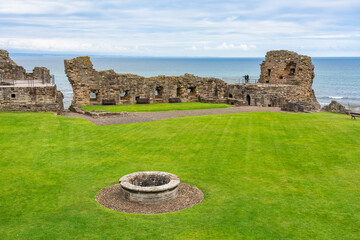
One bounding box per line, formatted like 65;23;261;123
0;111;359;239
81;102;232;112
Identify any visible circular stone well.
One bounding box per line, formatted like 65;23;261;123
119;171;180;203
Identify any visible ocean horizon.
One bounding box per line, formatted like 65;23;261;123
9;54;360;112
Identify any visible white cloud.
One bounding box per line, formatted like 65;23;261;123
0;0;92;15
0;0;359;56
200;43;256;51
0;38;131;53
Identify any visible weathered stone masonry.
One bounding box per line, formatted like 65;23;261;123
65;50;320;112
0;49;64;113
64;56;228;107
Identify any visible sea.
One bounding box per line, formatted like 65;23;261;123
10;55;360;112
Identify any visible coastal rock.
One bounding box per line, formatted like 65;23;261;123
281;101;320;113
321;100;351;115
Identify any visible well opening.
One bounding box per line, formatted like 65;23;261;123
128;173;170;187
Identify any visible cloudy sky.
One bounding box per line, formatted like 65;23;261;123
0;0;360;57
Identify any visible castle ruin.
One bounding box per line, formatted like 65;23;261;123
0;49;320;114
65;50;320;112
0;50;64;113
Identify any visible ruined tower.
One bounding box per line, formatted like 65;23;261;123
0;49;64;113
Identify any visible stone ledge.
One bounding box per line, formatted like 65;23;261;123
69;105;130;118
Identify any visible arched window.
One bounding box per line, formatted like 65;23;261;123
155;86;163;98
120;90;129;100
187;87;196;96
89;92;97;99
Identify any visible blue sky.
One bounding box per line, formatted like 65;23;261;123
0;0;360;57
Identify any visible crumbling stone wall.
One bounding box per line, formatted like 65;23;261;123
0;50;51;83
0;87;63;113
259;50;314;86
65;56;227;107
65;50;320;112
257;50;319;109
0;49;63;113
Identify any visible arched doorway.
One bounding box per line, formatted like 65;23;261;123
246;95;251;105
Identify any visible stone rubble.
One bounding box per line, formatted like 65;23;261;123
69;105;130;118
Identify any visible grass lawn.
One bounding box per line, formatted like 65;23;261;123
81;102;232;112
0;111;359;239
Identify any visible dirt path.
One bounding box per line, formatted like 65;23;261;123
63;106;282;126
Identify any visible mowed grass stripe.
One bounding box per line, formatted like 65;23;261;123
0;111;359;239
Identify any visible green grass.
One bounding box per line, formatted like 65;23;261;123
81;102;232;112
0;111;359;239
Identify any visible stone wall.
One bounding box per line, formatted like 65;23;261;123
65;56;227;107
259;50;314;86
65;50;320;112
0;50;51;83
0;86;63;113
0;49;63;113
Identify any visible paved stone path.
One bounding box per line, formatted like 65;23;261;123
63;106;282;126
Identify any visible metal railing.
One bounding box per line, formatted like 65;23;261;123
0;79;15;86
0;79;55;87
222;76;259;84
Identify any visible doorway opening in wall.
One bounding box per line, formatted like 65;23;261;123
246;95;251;106
290;68;296;75
176;87;181;97
268;69;271;76
187;87;196;97
155;86;163;99
229;93;233;98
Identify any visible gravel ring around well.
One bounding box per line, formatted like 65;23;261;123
96;183;204;214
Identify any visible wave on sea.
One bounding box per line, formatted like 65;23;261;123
317;96;360;101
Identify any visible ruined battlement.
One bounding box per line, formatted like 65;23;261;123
0;50;51;83
65;57;227;107
0;49;64;113
65;50;320;112
259;50;315;86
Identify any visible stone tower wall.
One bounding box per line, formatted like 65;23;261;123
258;50;315;86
